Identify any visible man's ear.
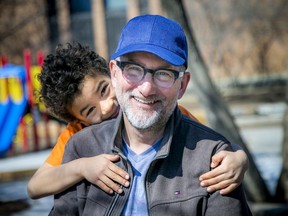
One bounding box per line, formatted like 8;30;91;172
109;60;117;88
178;72;190;100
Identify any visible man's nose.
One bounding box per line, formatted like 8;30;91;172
137;73;157;97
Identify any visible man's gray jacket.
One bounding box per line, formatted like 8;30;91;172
49;107;252;216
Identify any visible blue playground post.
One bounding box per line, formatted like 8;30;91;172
0;64;28;157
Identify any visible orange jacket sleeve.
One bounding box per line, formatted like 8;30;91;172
45;122;84;166
178;104;199;122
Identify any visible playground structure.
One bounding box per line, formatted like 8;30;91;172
0;51;63;157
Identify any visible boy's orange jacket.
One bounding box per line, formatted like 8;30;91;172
46;105;198;166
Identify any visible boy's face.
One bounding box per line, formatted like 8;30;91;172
68;74;119;126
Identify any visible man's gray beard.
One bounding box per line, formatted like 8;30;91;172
116;92;175;132
124;107;164;131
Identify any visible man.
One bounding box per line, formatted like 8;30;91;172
49;15;251;216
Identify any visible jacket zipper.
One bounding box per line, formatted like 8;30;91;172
145;155;167;215
105;192;121;216
105;149;133;216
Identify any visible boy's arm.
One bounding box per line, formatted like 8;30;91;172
27;154;130;199
178;105;249;195
27;123;129;199
199;144;248;195
205;143;252;216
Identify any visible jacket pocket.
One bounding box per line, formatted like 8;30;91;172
149;194;208;216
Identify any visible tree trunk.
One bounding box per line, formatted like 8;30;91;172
275;103;288;202
56;0;71;44
161;0;272;202
127;0;140;20
148;0;163;15
91;0;108;60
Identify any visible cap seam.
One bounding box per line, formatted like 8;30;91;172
149;16;157;44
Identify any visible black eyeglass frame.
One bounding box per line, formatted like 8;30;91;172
115;60;185;85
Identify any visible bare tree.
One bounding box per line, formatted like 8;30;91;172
0;0;49;64
185;0;288;87
276;103;288;202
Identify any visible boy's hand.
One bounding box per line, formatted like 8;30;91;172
81;154;130;194
199;150;248;195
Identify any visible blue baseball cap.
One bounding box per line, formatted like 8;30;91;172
110;14;188;68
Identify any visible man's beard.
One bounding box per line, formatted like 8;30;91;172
124;105;162;130
115;88;176;132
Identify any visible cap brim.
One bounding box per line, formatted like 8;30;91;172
110;44;185;67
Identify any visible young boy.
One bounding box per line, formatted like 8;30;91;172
27;42;248;199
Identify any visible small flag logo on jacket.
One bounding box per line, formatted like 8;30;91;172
174;191;181;195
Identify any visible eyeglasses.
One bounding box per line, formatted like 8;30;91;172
116;61;185;88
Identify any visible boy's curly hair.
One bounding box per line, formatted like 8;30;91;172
38;42;109;123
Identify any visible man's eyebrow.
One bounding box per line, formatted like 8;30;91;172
126;58;172;68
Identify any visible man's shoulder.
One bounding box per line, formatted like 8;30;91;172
72;117;119;140
178;113;229;143
64;117;120;157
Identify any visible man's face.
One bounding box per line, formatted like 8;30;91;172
110;52;190;130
